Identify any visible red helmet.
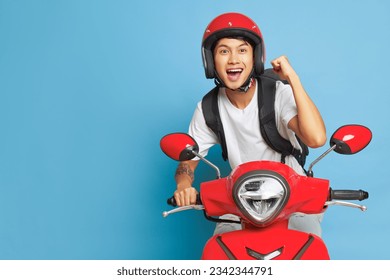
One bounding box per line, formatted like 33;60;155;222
201;12;265;79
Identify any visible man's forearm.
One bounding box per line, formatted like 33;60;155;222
175;162;195;190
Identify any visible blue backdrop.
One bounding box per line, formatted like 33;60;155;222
0;0;389;260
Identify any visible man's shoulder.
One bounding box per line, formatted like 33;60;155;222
275;80;292;94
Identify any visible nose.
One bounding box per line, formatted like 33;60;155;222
228;51;240;64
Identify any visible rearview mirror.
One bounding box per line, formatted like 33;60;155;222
330;125;372;155
307;124;372;177
160;133;199;161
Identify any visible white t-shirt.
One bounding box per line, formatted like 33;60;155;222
188;79;306;175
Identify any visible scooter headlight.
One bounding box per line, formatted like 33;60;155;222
233;171;289;226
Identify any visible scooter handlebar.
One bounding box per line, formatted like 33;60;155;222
330;189;369;201
167;194;202;207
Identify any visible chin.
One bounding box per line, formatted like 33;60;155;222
225;82;245;91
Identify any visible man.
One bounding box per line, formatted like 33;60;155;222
173;12;326;236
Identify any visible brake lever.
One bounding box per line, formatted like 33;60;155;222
162;205;205;218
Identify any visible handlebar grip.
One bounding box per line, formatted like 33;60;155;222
167;194;202;207
167;196;177;207
330;189;369;201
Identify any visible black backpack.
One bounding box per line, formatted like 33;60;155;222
201;68;309;168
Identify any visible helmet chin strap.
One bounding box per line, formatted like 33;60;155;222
214;68;255;93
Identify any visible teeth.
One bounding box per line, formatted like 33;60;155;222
227;69;242;73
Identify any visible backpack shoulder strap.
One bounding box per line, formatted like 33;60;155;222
258;72;299;163
201;86;228;161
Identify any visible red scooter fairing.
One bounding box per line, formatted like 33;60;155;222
200;161;330;227
202;225;329;260
200;161;330;260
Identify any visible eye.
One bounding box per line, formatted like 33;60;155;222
218;48;229;55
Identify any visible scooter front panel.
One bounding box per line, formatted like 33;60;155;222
201;227;330;260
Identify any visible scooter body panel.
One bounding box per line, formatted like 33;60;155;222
202;226;330;260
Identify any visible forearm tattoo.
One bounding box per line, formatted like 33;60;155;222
175;163;194;181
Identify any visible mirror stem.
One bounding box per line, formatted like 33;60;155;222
191;150;221;179
307;144;336;177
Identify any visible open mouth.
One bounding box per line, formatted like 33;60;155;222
226;68;243;81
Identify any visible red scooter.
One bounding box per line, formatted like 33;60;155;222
160;125;372;260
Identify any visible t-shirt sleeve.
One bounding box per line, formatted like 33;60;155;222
274;81;302;151
188;101;219;159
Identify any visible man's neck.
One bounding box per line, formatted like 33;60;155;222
225;79;256;109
